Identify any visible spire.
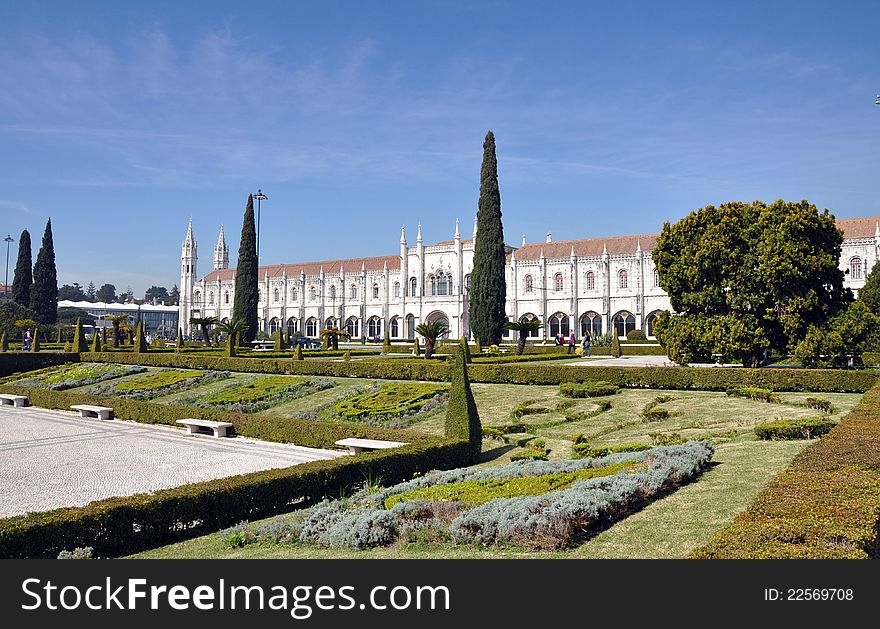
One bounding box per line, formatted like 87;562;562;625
400;224;407;244
454;218;460;240
183;217;195;247
602;242;608;258
213;224;229;270
875;221;879;238
521;234;526;247
636;239;642;253
417;223;423;243
472;215;478;239
539;248;545;261
383;260;388;271
511;249;516;262
571;245;576;258
546;232;552;243
361;261;366;272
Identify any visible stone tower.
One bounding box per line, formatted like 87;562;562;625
179;218;198;337
213;224;229;271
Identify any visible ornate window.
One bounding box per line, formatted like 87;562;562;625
580;311;602;337
208;292;214;305
305;318;318;337
350;284;358;299
193;291;201;305
585;271;595;291
345;317;359;337
406;314;416;339
258;290;262;303
273;288;280;303
368;317;382;339
372;283;380;299
465;274;471;291
519;313;539;338
291;287;297;301
549;312;569;338
393;282;400;298
309;286;317;301
329;285;336;300
431;272;450;296
286;317;298;337
409;277;417;297
390;317;399;338
851;257;863;280
618;269;628;290
652;268;660;288
224;291;230;304
613;311;636;338
646;311;661;337
554;273;564;292
524;274;534;293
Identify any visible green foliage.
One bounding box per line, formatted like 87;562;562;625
559;381;618;398
510;399;550;420
30;219;58;324
459;336;471;363
504;318;542;355
232;195;259;343
336;382;447;421
858;259;880;314
754;417;836;440
626;329;647;341
114;370;206;392
319;328;351;351
13;362;146;390
726;387;780;403
293;345;303;360
343;351;351;362
572;442;652;459
654;200;850;367
412;338;420;356
793;301;879;367
11;229;32;308
445;345;482;460
382;336;391;355
30;326;40;352
640;405;669;421
273;328;282;351
611;331;621;357
134;321;148;353
415;320;448;359
805;397;835;414
469;131;507;345
0;331;6;352
0;299;36;342
71;318;87;353
201;376;316;409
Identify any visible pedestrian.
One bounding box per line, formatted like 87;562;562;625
568;331;575;354
24;328;32;351
582;331;591;357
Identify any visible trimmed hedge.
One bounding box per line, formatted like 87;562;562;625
559;381;618;398
692;380;880;558
0;352;79;378
0;437;471;558
79;351;878;393
753;417;836;440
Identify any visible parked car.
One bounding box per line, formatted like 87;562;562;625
292;337;322;348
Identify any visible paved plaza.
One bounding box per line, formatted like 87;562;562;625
0;407;343;518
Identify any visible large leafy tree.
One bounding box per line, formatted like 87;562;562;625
96;283;117;303
30;218;58;324
233;194;259;343
11;229;32;306
653;200;850;367
858;261;880;314
469;131;507;345
58;283;86;301
144;285;169;303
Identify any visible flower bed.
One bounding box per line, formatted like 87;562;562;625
267;441;714;551
178;376;333;412
11;362;147;390
334;382;448;427
89;369;230;400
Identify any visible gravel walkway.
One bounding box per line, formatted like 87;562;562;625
0;406;342;518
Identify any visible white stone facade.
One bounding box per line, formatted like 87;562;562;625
180;217;880;341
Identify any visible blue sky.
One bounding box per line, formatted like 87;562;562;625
1;0;878;296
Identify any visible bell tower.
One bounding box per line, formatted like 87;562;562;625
180;218;198;336
213;224;229;270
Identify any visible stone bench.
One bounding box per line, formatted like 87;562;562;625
0;394;28;407
71;404;113;420
176;418;234;438
334;437;408;455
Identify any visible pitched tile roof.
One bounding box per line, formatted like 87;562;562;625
510;233;660;261
203;255;400;283
836;217;880;240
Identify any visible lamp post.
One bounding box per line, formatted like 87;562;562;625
3;235;13;297
253;189;268;259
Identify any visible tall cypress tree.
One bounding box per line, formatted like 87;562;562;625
11;229;32;306
30;219;58;324
233;195;259;343
469;131;507;345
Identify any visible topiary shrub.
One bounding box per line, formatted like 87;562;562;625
626;329;647;341
754;417;836;440
343;351;351;362
71;318;87;353
134;321;148;353
293;345;303;360
611;333;622;358
91;330;102;352
382;336;391;355
460;337;471;363
31;326;40;352
177;328;184;349
559;381;618;398
412;338;420;356
0;331;7;352
445;344;481;461
273;328;282;352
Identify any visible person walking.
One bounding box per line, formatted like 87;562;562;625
23;328;32;351
582;331;591;357
568;331;575;354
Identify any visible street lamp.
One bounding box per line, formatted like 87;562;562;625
3;235;13;297
253;189;268;259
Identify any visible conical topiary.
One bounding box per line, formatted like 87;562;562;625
135;321;148;353
413;338;420;356
382;336;391;355
475;338;482;355
102;327;107;344
56;327;63;344
177;328;184;349
31;326;40;352
294;344;303;360
460;336;472;363
91;329;102;352
0;331;7;352
445;344;482;461
71;318;87;353
343;351;351;362
611;331;622;358
273;328;282;351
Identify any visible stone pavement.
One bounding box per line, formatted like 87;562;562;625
0;406;342;518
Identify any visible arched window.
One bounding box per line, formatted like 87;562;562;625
646;311;661;337
585;271;595;291
368;317;382;339
224;291;230;304
309;286;317;301
273;288;280;303
465;274;471;291
393;282;400;298
350;285;358;299
306;318;318;337
372;283;380;299
613;311;636;338
549;313;569;338
554;273;564;292
524;274;534;293
618;269;628;290
406;314;416;339
390;317;399;338
291;287;297;301
325;317;337;330
851;257;863;280
269;318;280;333
409;277;417;297
580;311;602;337
438;272;449;296
345;317;359;338
519;313;539;338
652;268;660;288
208;292;214;305
329;285;336;300
286;317;298;338
193;291;201;305
258;290;262;303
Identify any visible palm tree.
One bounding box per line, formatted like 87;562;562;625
415;320;448;359
504;318;543;355
189;316;219;346
217;319;248;356
105;314;130;348
319;327;351;351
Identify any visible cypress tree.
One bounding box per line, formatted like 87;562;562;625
445;344;482;461
0;331;7;351
134;321;148;353
273;327;282;351
11;229;32;307
293;344;303;360
71;318;87;353
31;325;40;352
102;327;107;344
382;336;391;355
469;131;507;345
611;330;622;358
30;219;58;324
91;328;102;352
177;327;184;349
233;195;259;344
56;327;63;344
